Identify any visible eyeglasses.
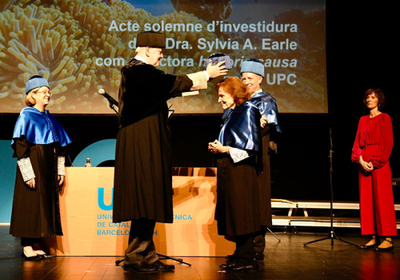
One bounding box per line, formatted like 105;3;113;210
35;90;52;96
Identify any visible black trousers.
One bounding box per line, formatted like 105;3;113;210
253;226;268;254
235;233;256;264
21;238;40;247
125;218;159;265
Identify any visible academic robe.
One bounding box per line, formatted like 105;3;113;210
351;113;397;236
113;58;195;224
215;102;266;236
250;91;281;228
10;107;72;238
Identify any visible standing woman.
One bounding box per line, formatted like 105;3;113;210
351;88;397;250
10;75;72;260
208;77;264;272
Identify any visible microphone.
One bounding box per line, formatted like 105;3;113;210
98;88;119;107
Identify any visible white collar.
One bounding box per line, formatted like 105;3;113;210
134;55;148;64
251;88;263;97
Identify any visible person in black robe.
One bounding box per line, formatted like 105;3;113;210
241;58;281;261
10;75;72;260
208;76;263;272
112;31;228;274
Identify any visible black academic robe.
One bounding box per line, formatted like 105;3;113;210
10;108;71;238
249;92;281;228
215;102;267;237
10;140;64;238
113;58;194;224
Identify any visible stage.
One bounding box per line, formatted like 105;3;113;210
2;167;399;279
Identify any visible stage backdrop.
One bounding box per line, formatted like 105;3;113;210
0;0;326;114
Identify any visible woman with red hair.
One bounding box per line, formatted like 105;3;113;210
351;88;397;250
209;77;265;272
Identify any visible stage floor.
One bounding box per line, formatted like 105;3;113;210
1;226;399;280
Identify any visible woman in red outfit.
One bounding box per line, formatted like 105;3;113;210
352;89;397;250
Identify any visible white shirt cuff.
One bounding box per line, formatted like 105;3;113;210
17;157;35;182
229;147;250;163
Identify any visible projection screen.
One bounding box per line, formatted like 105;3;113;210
0;0;326;114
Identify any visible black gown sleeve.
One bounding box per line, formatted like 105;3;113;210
13;137;31;160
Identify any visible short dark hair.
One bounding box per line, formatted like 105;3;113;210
363;88;385;110
215;77;250;106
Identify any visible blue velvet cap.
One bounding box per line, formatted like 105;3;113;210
25;75;50;95
240;59;264;78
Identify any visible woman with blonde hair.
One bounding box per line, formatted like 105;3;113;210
10;75;72;260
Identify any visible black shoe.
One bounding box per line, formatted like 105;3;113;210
376;239;394;251
230;262;259;272
34;250;55;259
376;246;394;251
219;260;236;269
153;260;175;272
22;252;42;261
254;252;264;262
360;243;376;249
360;241;376;249
123;263;160;274
360;236;377;249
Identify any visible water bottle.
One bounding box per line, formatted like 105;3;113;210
84;158;92;167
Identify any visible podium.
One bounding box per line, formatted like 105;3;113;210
45;167;235;256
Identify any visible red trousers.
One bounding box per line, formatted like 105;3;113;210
358;162;397;236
